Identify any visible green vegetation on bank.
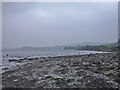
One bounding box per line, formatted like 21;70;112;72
64;40;119;52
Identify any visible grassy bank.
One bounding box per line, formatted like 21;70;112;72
64;43;118;52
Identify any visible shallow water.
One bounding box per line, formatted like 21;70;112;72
2;49;109;73
2;49;108;58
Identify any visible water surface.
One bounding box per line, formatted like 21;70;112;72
2;49;108;73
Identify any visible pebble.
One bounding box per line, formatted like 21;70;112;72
13;79;18;82
2;53;119;88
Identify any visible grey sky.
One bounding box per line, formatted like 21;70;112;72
2;2;118;49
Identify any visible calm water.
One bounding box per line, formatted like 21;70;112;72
2;49;108;73
2;49;108;58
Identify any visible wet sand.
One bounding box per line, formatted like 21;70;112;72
2;53;119;88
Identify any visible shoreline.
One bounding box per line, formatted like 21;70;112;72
2;52;119;88
2;50;110;73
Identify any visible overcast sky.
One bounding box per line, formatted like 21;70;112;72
2;2;118;49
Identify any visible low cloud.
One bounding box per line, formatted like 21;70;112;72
2;2;118;49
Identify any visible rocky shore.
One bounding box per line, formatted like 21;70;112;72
2;53;119;88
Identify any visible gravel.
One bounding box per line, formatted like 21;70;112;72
2;52;119;88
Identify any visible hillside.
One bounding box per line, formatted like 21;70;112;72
64;42;118;52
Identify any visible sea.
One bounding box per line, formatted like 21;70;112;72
2;49;108;73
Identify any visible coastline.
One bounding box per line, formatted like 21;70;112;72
2;52;119;88
2;50;109;73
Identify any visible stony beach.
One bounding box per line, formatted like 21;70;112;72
2;52;119;88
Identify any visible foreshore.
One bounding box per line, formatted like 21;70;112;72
2;52;119;88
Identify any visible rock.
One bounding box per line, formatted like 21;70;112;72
61;65;66;67
3;67;9;70
82;62;89;65
17;60;22;62
2;53;119;88
71;64;78;67
28;58;34;60
6;54;9;56
13;79;18;82
8;59;18;62
112;56;116;58
46;64;53;67
45;75;52;79
52;75;63;80
66;78;74;83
